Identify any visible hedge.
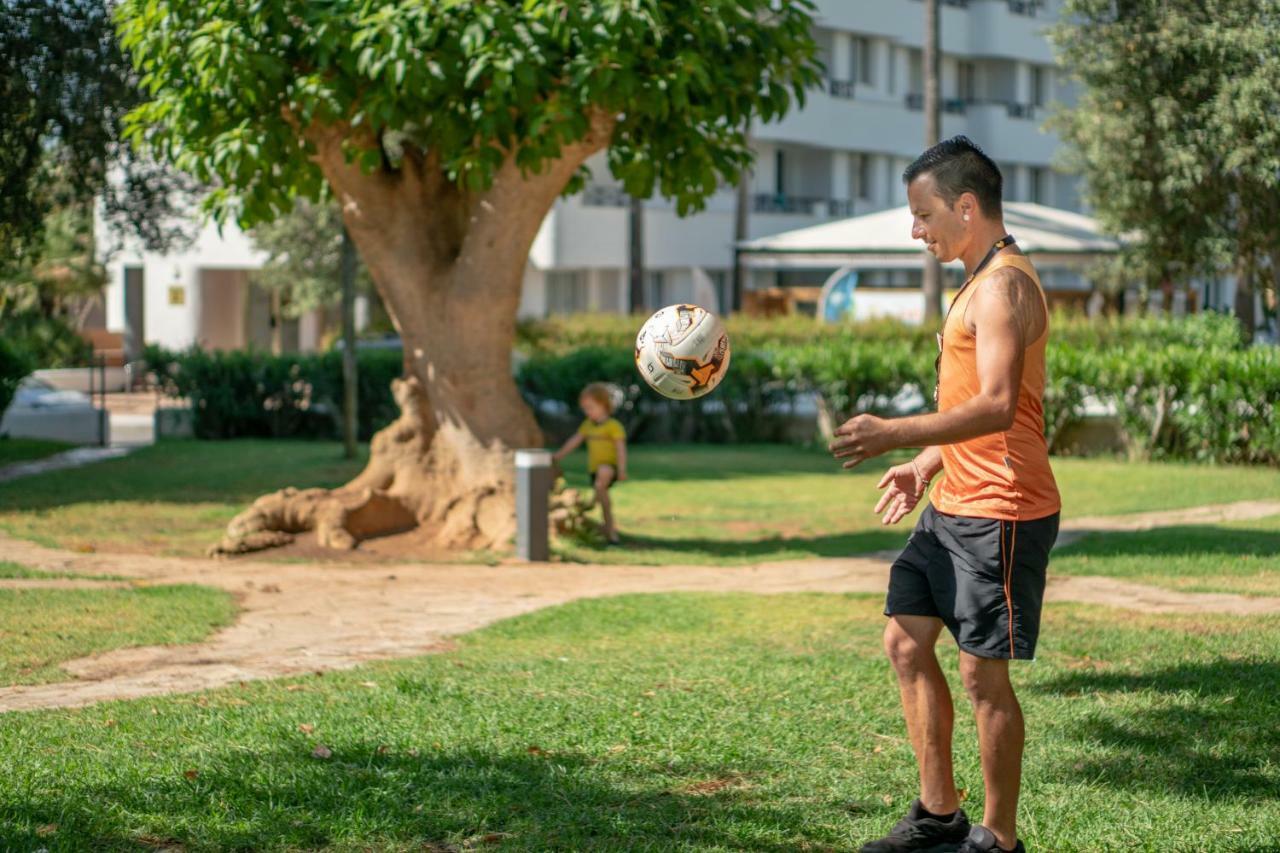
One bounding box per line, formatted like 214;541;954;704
146;312;1279;466
0;337;33;422
145;346;402;441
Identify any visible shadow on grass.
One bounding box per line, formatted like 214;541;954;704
1057;525;1280;560
1035;660;1280;801
567;529;907;562
2;744;832;851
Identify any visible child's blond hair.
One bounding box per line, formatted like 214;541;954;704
579;383;616;414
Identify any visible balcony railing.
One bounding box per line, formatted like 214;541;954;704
904;93;970;114
1007;0;1046;16
966;98;1040;120
582;184;630;207
754;194;857;217
828;78;856;99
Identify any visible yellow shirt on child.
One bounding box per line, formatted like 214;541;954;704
578;417;625;472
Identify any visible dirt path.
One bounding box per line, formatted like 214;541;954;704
1;499;1277;713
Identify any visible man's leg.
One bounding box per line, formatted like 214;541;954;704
959;653;1022;851
884;615;959;816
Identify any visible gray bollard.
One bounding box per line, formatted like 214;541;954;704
515;449;553;561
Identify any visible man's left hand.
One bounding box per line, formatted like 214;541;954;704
829;414;895;469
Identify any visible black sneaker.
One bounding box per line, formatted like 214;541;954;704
858;799;971;853
957;825;1025;853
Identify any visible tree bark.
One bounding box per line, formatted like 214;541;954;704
1235;251;1256;344
213;112;616;556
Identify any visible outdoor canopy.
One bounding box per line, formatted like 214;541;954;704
736;202;1122;271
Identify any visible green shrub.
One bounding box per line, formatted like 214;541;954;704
515;318;1279;465
0;312;92;369
0;337;33;422
145;346;402;441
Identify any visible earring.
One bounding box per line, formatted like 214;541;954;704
963;213;970;222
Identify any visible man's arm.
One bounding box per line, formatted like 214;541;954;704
830;268;1036;467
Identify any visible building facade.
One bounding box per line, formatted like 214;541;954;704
518;0;1079;318
101;0;1079;354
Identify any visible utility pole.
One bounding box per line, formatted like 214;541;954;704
627;194;645;313
731;149;751;314
922;0;944;322
340;227;358;460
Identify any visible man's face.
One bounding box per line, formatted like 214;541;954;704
908;174;968;263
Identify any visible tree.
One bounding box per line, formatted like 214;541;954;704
0;0;189;275
119;0;821;555
249;198;377;348
1051;0;1280;339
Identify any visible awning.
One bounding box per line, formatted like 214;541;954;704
737;202;1121;270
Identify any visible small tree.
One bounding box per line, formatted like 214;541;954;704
1051;0;1280;337
249;199;378;352
119;0;821;554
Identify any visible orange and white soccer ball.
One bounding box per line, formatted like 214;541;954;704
634;304;732;400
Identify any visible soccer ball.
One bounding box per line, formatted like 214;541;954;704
634;304;732;400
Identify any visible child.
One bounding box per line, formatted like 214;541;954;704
552;383;627;544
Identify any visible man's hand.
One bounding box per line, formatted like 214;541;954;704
829;413;895;469
617;469;628;482
874;461;929;525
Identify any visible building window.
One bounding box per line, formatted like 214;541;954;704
957;61;976;103
546;271;588;315
855;154;873;201
645;270;667;308
1032;65;1050;108
774;149;786;195
851;36;874;86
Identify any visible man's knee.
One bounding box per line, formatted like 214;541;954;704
883;620;936;674
958;654;1013;706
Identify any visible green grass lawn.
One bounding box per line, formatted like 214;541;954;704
0;593;1276;851
0;437;72;467
1053;514;1280;596
558;445;1280;565
0;584;238;686
1;440;1277;569
0;561;122;581
0;439;369;556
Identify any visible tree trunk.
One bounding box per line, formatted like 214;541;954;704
213;113;615;557
340;226;358;461
731;129;752;314
628;194;645;313
1235;251;1256;344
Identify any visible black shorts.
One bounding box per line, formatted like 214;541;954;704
885;503;1060;660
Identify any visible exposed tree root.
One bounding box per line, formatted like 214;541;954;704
210;376;525;557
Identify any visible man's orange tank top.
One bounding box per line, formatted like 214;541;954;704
929;253;1061;521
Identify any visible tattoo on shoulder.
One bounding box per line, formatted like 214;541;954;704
981;268;1045;339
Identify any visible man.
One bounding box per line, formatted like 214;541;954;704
829;136;1061;853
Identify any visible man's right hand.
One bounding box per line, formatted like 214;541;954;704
874;461;929;525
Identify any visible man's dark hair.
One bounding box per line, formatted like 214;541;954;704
902;136;1003;219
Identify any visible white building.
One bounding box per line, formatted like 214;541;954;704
100;0;1080;353
518;0;1081;318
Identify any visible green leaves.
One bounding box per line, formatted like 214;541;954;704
1051;0;1280;299
117;0;821;227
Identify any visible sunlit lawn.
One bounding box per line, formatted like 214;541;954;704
0;593;1276;851
0;582;236;686
2;440;1278;570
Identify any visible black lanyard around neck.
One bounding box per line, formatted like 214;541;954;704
933;234;1015;405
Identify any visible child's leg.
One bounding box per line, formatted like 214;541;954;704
594;465;618;541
